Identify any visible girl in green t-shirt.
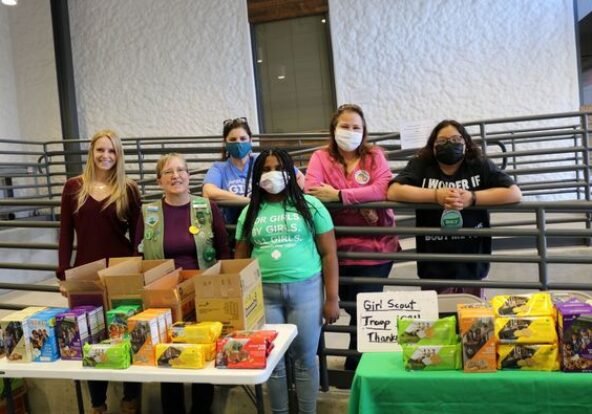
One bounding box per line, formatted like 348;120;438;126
235;148;339;414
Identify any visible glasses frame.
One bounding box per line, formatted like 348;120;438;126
434;135;464;145
160;168;189;178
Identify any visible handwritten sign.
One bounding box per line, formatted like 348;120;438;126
400;120;435;150
357;291;439;352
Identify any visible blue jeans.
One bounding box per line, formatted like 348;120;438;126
263;274;322;414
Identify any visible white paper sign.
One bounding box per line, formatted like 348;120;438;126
357;291;439;352
399;120;435;150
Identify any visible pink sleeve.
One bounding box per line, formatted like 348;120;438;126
340;149;392;204
304;151;325;192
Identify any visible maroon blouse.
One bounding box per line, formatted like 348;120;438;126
57;177;141;280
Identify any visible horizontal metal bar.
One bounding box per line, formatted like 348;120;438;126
0;303;28;311
0;262;57;270
0;242;61;250
0;282;58;292
0;221;60;228
0;200;60;207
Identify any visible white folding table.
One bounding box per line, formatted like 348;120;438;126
0;323;297;414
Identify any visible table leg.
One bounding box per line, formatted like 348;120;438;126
255;384;265;414
2;378;14;414
74;380;84;414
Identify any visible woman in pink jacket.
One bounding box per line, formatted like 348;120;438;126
305;104;400;370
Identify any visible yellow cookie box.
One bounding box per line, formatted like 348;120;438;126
169;321;223;344
155;343;206;369
494;317;557;344
491;293;553;317
497;344;559;371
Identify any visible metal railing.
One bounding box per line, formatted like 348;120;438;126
1;110;592;389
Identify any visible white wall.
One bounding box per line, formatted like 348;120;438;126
68;0;259;139
329;0;580;131
0;5;21;148
6;0;61;142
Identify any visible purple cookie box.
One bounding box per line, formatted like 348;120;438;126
56;309;90;360
557;304;592;372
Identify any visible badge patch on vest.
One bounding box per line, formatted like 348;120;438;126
145;214;159;227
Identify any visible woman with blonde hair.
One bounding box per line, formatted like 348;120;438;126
57;129;141;414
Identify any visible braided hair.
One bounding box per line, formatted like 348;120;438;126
241;148;314;243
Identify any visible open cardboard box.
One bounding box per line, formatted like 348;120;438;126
194;259;265;335
143;268;202;322
98;259;175;309
62;259;109;311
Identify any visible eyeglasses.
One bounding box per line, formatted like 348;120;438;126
435;135;464;145
223;117;248;127
161;168;188;178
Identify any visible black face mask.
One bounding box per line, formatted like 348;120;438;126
434;141;464;165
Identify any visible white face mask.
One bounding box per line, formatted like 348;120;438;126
334;128;363;152
259;171;289;194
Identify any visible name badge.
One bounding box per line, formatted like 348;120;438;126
354;170;370;185
440;210;463;229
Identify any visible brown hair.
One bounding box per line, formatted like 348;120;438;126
327;104;379;169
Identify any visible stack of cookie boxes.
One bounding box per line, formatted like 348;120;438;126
82;306;171;368
155;321;223;369
491;292;559;371
396;316;461;371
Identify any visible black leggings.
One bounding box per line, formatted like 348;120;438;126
160;382;214;414
88;381;141;407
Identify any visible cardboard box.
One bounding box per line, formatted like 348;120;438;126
99;259;174;309
63;259;109;311
56;309;90;360
128;312;160;366
194;259;265;335
1;312;33;363
557;303;592;372
143;308;172;343
73;306;106;344
143;269;201;323
155;343;206;369
457;304;496;373
28;308;68;362
106;305;141;340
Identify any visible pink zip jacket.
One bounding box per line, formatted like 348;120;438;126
305;147;400;265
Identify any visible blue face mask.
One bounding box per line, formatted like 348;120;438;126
226;141;252;159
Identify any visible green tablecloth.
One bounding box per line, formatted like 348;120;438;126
348;352;592;414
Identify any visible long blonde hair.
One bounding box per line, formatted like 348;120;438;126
76;129;134;221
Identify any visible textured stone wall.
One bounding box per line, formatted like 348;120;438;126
328;0;579;131
5;0;61;142
68;0;259;138
0;6;21;148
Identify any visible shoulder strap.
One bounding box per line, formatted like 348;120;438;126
244;155;254;197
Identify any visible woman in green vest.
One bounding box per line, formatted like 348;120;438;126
136;153;230;414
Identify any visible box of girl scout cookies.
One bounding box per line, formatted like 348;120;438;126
62;259;109;312
98;259;175;309
143;269;202;322
194;259;265;335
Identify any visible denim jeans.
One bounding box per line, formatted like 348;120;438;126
263;274;322;414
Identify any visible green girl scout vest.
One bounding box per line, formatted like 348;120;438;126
140;195;216;270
